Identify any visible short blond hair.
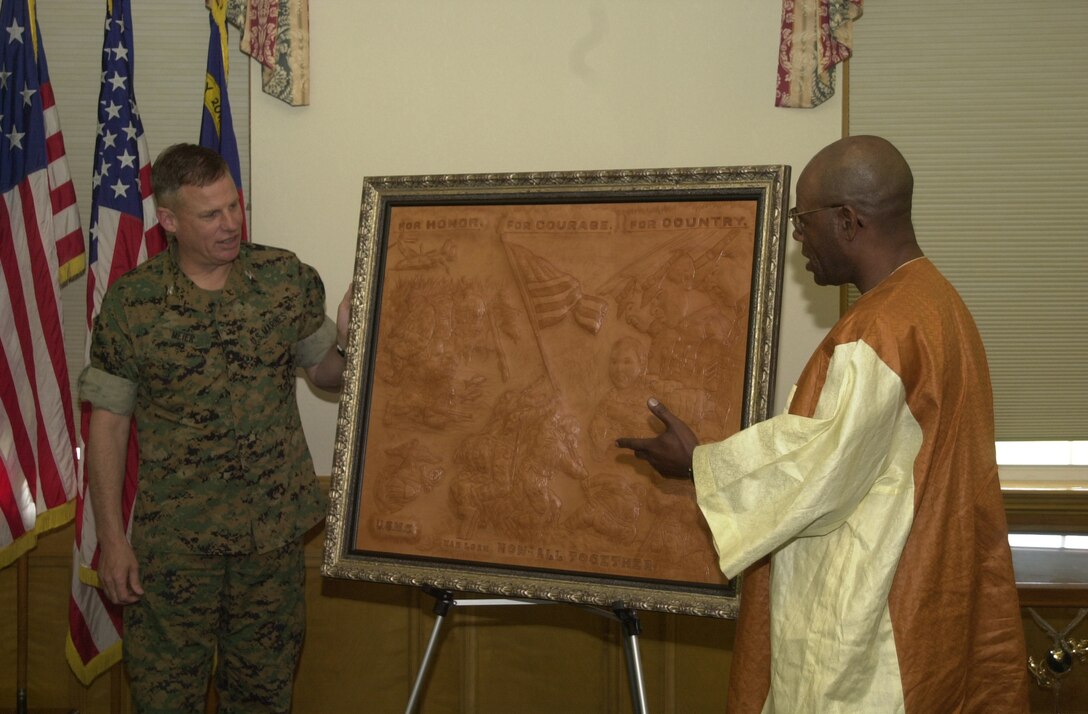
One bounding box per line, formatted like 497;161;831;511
152;143;230;209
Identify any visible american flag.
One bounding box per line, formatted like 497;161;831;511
506;243;607;334
0;0;83;567
201;0;247;241
66;0;165;684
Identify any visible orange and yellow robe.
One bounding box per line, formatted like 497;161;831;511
694;258;1028;713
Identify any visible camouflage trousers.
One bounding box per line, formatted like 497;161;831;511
123;539;306;713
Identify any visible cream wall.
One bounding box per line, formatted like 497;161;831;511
248;0;843;474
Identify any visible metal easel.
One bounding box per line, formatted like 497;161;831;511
405;584;649;714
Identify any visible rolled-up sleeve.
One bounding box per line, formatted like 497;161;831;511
78;365;137;415
295;316;336;368
81;285;140;415
290;260;335;368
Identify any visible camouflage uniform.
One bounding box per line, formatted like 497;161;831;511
80;241;333;711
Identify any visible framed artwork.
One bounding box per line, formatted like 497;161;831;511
323;165;790;618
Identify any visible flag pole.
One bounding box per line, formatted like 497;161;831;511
111;666;122;714
17;554;29;713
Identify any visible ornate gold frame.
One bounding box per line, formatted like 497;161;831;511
323;165;790;618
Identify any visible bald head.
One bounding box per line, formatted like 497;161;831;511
795;136;923;292
802;135;913;224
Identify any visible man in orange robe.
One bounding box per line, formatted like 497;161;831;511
619;135;1029;712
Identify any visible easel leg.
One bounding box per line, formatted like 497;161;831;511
614;605;649;714
403;591;651;713
405;586;455;714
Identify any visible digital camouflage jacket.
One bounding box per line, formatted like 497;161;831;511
80;241;335;556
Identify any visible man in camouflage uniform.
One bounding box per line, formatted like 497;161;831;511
80;143;350;711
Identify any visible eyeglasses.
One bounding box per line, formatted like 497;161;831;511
789;205;844;232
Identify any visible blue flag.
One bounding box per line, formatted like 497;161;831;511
199;0;246;241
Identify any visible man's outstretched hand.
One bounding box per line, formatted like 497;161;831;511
615;397;699;480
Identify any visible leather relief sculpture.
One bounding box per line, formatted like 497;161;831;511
324;166;789;618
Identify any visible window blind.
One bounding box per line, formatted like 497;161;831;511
847;0;1087;440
